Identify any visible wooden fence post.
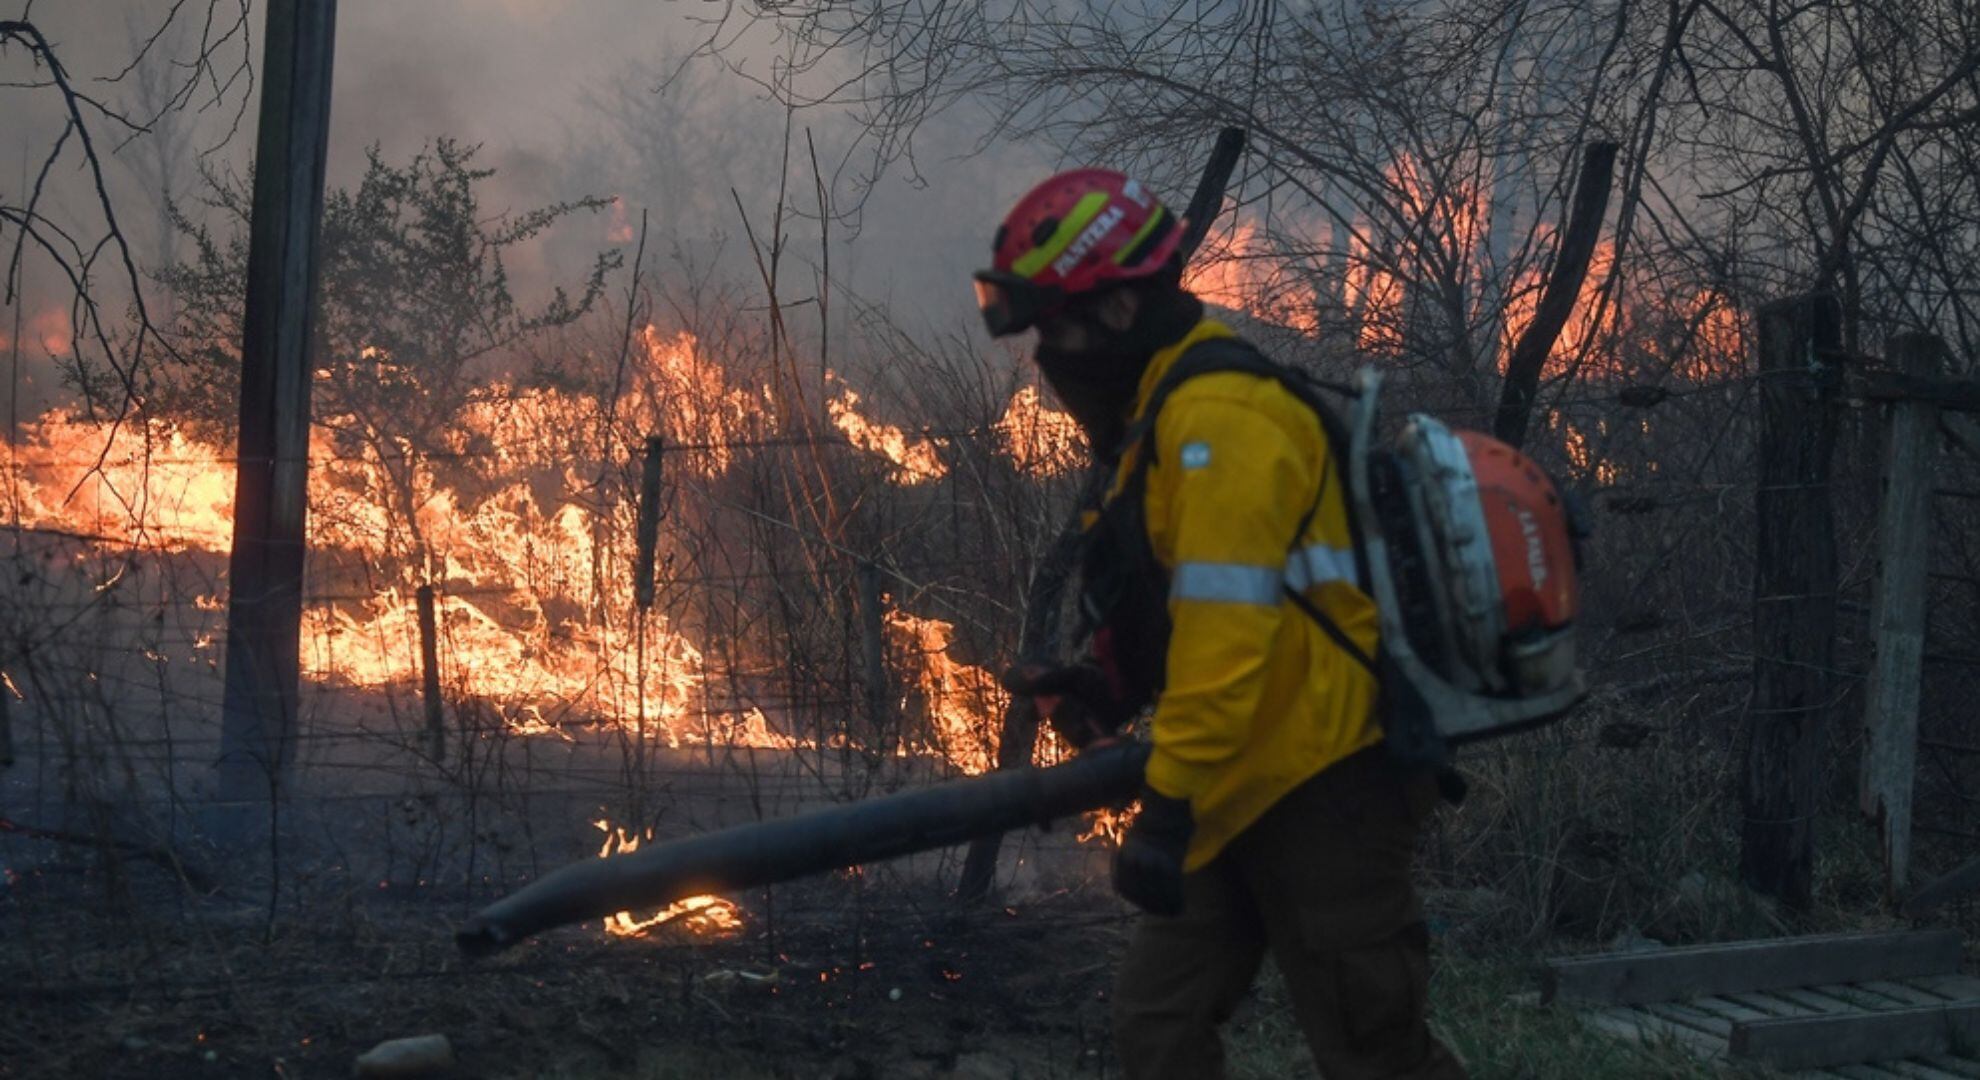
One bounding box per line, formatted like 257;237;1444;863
1742;293;1842;909
416;584;444;764
634;436;664;612
1860;333;1943;901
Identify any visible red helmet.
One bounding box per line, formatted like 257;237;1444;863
973;168;1185;337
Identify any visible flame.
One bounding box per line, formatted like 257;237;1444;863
1077;805;1132;847
4;410;237;551
1500;233;1619;378
1184;220;1322;334
628;326;763;477
593;818;745;938
1344;226;1407;353
882;605;1005;774
0;324;1043;775
826;380;947;484
992;385;1084;476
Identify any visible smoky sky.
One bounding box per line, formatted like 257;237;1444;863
2;1;1057;416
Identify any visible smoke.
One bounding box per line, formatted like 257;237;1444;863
1;0;1058;429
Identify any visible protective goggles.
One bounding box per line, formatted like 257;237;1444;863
972;270;1065;338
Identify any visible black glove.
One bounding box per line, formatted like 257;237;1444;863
999;662;1132;750
1112;787;1193;917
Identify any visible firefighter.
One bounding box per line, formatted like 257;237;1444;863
975;169;1468;1080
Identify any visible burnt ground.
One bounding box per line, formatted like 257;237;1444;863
1;865;1155;1080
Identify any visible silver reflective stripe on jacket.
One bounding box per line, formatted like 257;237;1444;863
1171;543;1361;608
1283;542;1361;592
1171;562;1283;606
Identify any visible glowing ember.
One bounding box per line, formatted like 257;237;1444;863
827;380;947;484
593;819;745;938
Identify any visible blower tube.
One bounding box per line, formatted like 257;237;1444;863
457;740;1150;957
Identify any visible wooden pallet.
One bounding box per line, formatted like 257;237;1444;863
1544;930;1980;1077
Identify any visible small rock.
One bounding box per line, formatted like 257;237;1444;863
888;987;903;1002
120;1036;150;1052
353;1034;454;1078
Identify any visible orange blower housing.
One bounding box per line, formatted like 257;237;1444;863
1348;369;1588;756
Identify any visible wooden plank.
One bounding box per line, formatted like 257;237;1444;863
1907;974;1980;1001
1861;333;1945;898
1833;1066;1927;1080
1692;995;1778;1024
1859;981;1955;1008
1726;989;1826;1017
1782;987;1876;1014
1731;1003;1980;1071
1813;983;1924;1011
1642;1000;1734;1036
1882;1060;1972;1080
1543;931;1963;1005
1585;1005;1724;1058
1917;1055;1980;1078
1850;368;1980;413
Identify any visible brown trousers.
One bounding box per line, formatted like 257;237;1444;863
1113;749;1467;1080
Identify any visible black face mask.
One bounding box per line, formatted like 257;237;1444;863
1033;288;1204;462
1036;342;1147;458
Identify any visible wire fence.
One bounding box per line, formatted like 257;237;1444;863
2;316;1975;989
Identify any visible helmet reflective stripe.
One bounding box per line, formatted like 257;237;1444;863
1011;191;1113;279
1112;206;1170;266
1170;562;1283;606
1284;542;1361;591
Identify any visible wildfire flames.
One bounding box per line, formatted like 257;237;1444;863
1;326;1055;768
993;385;1085;476
593;819;745;938
827;379;948;484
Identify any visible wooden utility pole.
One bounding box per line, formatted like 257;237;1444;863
1741;293;1842;909
214;0;339;827
1860;333;1944;900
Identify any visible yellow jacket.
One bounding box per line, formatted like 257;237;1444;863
1111;318;1383;871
